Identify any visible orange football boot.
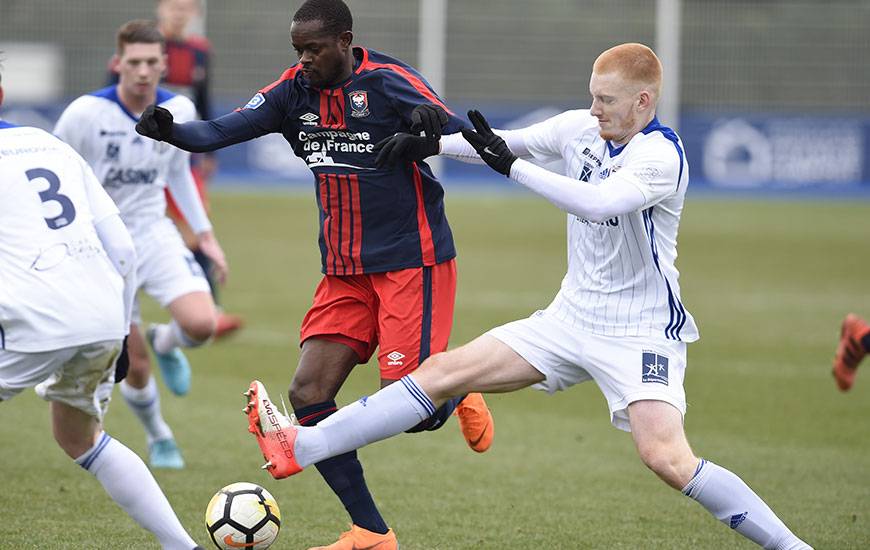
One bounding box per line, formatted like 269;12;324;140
309;524;398;550
243;380;303;478
214;311;244;339
833;314;870;392
454;392;494;453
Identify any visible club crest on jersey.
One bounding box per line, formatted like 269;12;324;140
641;352;669;385
348;90;370;118
105;142;120;161
244;92;265;110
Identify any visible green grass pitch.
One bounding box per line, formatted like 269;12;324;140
1;191;868;549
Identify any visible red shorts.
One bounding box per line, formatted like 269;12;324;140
300;259;456;380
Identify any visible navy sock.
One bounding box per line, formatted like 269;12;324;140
294;401;389;535
406;394;465;433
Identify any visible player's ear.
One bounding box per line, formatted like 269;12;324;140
338;30;353;50
109;54;121;74
637;89;652;111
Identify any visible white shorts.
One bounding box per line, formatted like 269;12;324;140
0;340;121;421
487;310;687;432
131;218;210;324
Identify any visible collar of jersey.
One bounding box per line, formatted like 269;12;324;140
89;85;175;122
606;116;662;157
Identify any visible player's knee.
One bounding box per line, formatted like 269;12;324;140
288;378;328;408
53;431;92;460
636;442;686;488
180;315;217;343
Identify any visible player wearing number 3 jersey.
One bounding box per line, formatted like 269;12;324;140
0;69;204;549
54;20;229;471
135;1;493;548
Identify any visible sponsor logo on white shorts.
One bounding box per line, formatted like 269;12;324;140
641;351;669;385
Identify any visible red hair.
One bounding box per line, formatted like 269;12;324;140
593;43;662;97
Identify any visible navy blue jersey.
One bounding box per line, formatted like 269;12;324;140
237;47;463;275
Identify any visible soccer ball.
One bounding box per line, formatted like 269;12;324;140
205;482;281;550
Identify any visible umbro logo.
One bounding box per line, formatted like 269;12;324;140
386;351;405;366
299;112;319;126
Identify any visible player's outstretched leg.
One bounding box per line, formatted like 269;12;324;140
832;313;870;391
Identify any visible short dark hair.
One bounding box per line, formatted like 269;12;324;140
116;19;166;55
293;0;353;36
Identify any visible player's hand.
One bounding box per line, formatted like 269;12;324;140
372;133;440;168
197;230;228;285
410;104;449;139
461;110;517;177
135;104;174;141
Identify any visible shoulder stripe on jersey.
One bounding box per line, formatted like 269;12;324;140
361;60;452;114
259;65;302;95
643;207;686;340
0;120;18;130
411;163;436;265
642;117;685;190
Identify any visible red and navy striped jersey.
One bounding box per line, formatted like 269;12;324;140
238;47;463;275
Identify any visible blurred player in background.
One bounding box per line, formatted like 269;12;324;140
242;43;812;549
136;1;493;547
832;313;870;391
156;0;243;339
55;20;229;470
0;69;205;550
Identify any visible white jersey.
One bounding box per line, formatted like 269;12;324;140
520;109;698;342
53;86;209;236
0;121;126;352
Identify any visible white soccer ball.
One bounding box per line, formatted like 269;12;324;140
205;482;281;550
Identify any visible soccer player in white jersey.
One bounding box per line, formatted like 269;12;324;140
0;69;205;550
241;44;812;549
54;20;229;469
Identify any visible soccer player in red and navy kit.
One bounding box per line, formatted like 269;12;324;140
136;1;493;548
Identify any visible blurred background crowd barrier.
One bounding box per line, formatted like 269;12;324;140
2;0;868;193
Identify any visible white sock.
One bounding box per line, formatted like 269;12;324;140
120;378;173;445
296;375;436;467
76;432;198;550
683;459;812;549
153;320;201;354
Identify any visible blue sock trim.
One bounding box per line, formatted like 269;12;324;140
400;375;435;416
125;397;158;409
682;458;707;496
79;432;112;471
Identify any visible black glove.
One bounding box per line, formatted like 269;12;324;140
461;109;517;177
114;335;130;384
135;104;174;141
410;103;449;139
372;133;440;168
